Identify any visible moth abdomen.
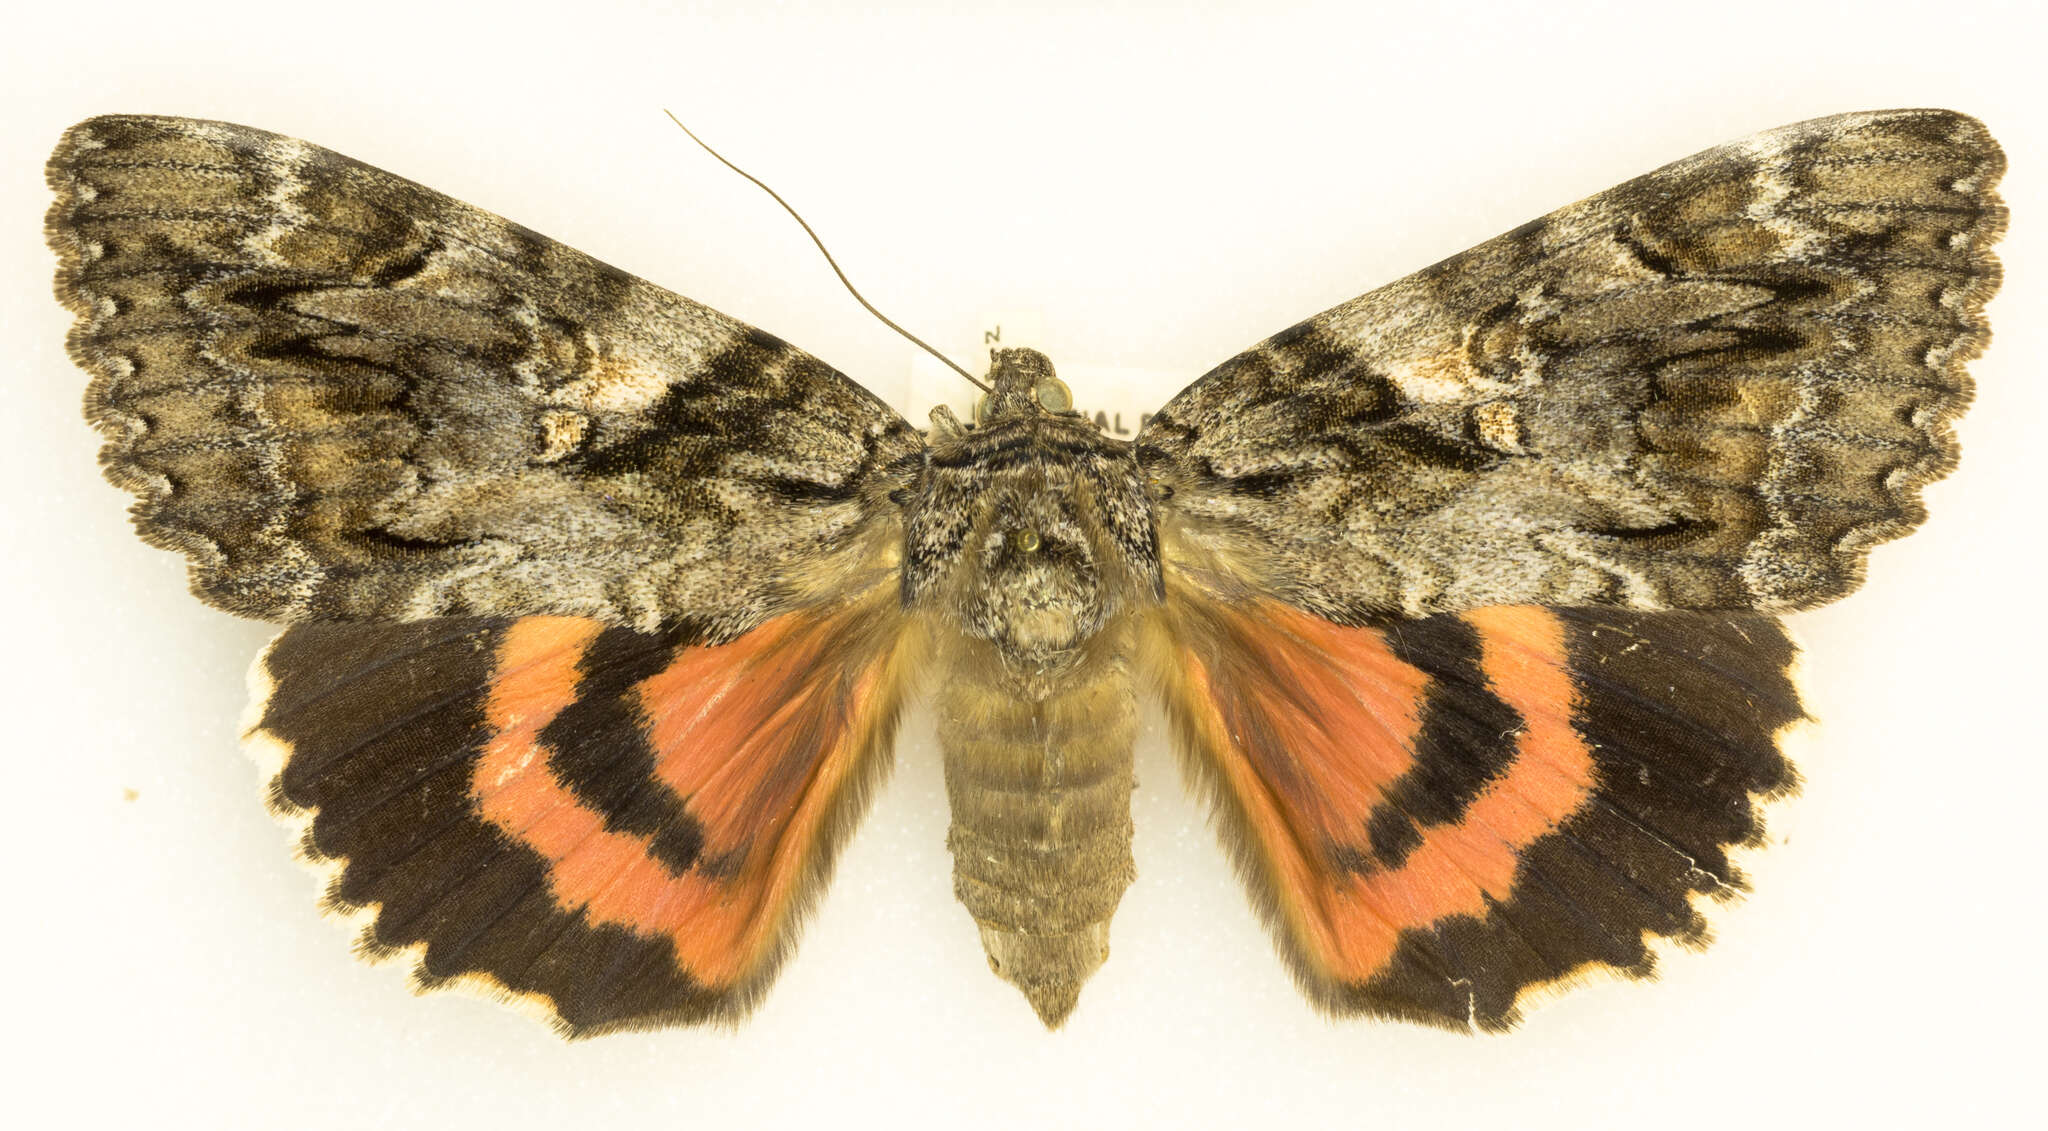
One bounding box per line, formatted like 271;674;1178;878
933;629;1138;1028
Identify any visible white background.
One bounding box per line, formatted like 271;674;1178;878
3;2;2043;1127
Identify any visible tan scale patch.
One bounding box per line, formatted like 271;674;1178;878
1470;401;1524;453
554;355;674;414
1382;339;1484;402
535;408;588;462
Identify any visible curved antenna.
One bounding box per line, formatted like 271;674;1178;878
663;111;991;395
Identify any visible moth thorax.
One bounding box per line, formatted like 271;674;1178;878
964;512;1109;660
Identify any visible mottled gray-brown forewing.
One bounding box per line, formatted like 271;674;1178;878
48;114;923;639
1138;108;2004;622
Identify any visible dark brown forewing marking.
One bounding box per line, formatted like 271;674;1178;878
1141;109;2004;621
1156;597;1802;1031
249;601;910;1035
48;114;922;635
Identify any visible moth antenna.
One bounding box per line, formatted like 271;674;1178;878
663;110;991;395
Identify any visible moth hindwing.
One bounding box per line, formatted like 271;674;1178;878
49;109;2002;1033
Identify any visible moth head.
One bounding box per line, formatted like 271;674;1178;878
974;348;1073;425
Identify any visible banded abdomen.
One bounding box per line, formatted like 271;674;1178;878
933;629;1138;1027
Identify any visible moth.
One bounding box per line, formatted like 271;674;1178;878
47;110;2004;1034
